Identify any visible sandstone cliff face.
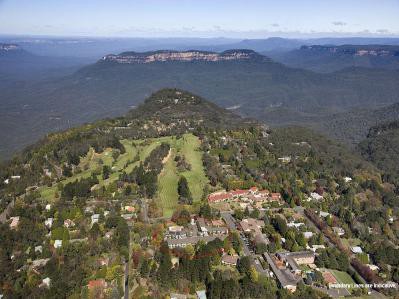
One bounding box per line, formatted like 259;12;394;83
101;50;264;64
0;44;21;52
301;45;399;57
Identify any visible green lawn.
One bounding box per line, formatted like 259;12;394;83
38;139;157;201
38;134;209;218
341;238;362;249
330;269;356;285
158;147;179;217
244;159;262;170
179;134;208;202
38;147;114;201
156;133;208;217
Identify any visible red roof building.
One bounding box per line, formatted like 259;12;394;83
230;189;247;197
250;186;258;193
88;279;107;290
208;192;231;203
271;193;282;201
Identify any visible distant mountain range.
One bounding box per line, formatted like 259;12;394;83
268;44;399;72
0;42;90;80
1;46;399;159
3;36;399;58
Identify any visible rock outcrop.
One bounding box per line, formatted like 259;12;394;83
101;49;266;64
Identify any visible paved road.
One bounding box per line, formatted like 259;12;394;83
141;199;149;223
124;259;129;299
124;221;132;299
221;212;268;276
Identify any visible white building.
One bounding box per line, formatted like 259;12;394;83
309;192;323;201
344;177;352;183
9;216;20;229
287;222;304;229
41;277;51;288
45;218;53;228
310;244;325;252
91;214;100;225
333;226;345;236
54;240;62;249
304;232;314;239
319;211;330;218
351;246;363;254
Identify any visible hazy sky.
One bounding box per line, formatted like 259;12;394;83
0;0;398;38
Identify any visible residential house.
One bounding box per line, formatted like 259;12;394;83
309;192;323;201
54;240;62;249
270;193;282;201
196;290;207;299
351;246;363;254
31;258;50;269
367;264;380;272
222;255;239;266
165;225;187;239
41;277;51;288
121;213;134;220
63;219;75;228
208;188;276;204
344;177;352;183
319;211;330;218
309;244;325;252
239;218;264;234
276;251;315;275
9;216;20;229
304;232;314;239
98;257;110;267
287;222;304;229
91;214;100;225
263;253;300;293
165;217;228;248
45;218;53;228
124;205;135;213
88;279;107;291
278;157;291;163
170;293;187;299
166;235;226;249
332;227;345;236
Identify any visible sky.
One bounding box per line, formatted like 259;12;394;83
0;0;398;38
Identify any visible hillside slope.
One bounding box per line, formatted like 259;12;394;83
359;121;399;181
1;88;392;298
316;103;399;144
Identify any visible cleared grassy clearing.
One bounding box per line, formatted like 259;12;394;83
39;139;157;201
157;134;208;216
39;147;114;201
341;238;361;249
330;269;356;285
39;134;208;219
179;134;208;202
158;147;179;217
